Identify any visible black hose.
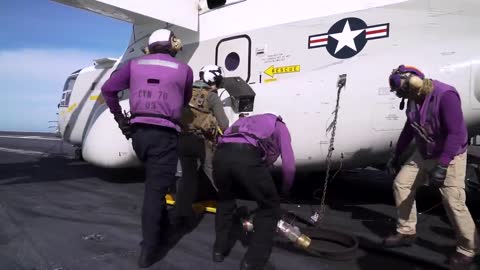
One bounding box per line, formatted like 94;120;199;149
300;227;359;260
277;210;360;261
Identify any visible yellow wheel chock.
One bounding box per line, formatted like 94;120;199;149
165;194;217;214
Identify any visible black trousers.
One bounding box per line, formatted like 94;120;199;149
131;124;178;250
175;133;206;218
213;143;281;268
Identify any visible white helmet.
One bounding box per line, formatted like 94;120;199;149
199;65;224;86
147;29;182;54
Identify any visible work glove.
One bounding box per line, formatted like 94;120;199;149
386;156;400;177
114;113;132;139
429;164;448;189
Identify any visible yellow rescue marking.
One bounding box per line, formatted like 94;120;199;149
67;103;77;113
264;78;278;83
90;95;105;104
264;65;300;78
165;194;217;214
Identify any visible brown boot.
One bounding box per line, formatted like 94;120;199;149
448;251;473;269
382;233;416;247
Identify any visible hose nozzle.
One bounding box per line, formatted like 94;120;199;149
242;219;254;232
241;217;311;249
277;220;311;249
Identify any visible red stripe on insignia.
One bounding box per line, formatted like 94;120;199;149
366;29;387;35
310;38;328;44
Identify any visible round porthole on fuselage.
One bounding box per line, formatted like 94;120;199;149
225;52;240;71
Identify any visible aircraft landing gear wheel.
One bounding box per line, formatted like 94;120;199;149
74;148;84;161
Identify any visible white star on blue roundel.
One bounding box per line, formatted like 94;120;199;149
326;17;368;59
308;17;390;59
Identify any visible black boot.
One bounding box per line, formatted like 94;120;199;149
138;246;166;268
382;233;416;248
240;259;275;270
448;251;474;269
212;250;225;262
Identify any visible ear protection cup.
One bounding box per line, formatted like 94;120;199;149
171;36;183;52
388;65;426;110
408;75;423;89
147;29;182;56
389;65;425;93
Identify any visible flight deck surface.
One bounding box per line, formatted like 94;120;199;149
0;132;478;270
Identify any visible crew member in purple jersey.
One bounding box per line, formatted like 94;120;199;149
101;28;193;268
211;113;295;270
384;65;478;267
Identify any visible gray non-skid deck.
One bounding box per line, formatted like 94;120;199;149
0;133;479;270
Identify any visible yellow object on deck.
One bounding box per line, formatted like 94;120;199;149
165;194;217;214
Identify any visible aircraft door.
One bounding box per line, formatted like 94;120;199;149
215;35;251;82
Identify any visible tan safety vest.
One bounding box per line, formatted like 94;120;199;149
181;86;219;141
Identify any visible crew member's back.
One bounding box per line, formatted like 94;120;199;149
101;28;193;269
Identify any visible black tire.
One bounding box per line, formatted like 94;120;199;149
74;148;84;161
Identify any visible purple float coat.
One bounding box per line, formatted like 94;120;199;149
219;113;296;189
101;53;193;132
395;80;468;166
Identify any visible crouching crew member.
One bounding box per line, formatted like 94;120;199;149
212;113;296;270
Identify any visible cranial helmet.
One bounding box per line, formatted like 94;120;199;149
199;65;224;87
389;65;425;93
147;29;182;55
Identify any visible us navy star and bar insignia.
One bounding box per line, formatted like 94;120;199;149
308;17;390;59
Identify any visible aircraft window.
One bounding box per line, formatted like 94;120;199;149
65;92;72;106
59;91;72;107
59;75;77;107
63;76;77;92
199;0;243;14
225;52;240;71
206;0;226;9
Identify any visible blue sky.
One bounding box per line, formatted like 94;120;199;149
0;0;131;132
